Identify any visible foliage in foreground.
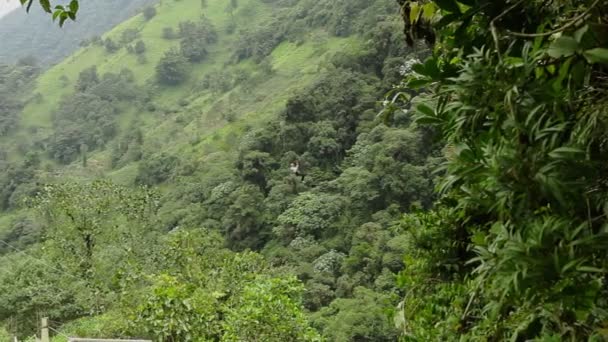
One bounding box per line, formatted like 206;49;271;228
1;181;319;341
0;0;418;340
389;0;608;340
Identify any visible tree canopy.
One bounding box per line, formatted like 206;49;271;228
5;0;608;340
0;1;415;340
386;0;608;339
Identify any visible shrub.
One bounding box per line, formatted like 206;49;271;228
104;38;119;53
134;40;146;54
155;49;189;85
162;27;176;39
142;6;156;20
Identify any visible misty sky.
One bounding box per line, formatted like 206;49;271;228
0;0;19;18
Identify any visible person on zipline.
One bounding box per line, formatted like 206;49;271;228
289;160;305;181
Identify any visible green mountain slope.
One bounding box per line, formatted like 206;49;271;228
0;0;370;247
0;0;428;340
14;0;363;180
2;1;605;341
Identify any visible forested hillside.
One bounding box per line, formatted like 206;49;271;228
0;0;428;340
2;0;608;341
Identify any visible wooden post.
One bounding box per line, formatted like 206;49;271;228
40;317;49;342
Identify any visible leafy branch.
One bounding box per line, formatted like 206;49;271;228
19;0;79;26
506;0;601;38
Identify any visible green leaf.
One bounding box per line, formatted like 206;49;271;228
410;3;422;24
434;0;461;13
548;146;584;159
570;60;586;85
411;63;427;75
415;115;442;125
504;57;524;68
407;78;431;89
59;12;68;26
551;57;572;92
39;0;51;13
583;48;608;64
573;25;588;43
418;57;440;79
561;259;582;274
577;266;606;273
23;0;34;12
422;3;438;20
471;231;486;246
69;0;79;13
436;12;460;28
547;36;579;58
454;16;471;42
416;103;435;117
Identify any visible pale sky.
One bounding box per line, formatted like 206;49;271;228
0;0;20;19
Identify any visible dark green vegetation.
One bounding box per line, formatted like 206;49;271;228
2;0;608;341
0;0;429;340
0;60;40;137
0;0;155;65
388;0;608;340
0;61;41;215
